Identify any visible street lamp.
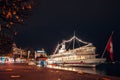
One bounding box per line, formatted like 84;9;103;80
28;51;30;59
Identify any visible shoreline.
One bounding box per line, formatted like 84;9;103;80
45;67;120;80
0;63;120;80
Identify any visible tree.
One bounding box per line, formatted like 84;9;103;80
0;0;34;54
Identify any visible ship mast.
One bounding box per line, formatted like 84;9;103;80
73;31;76;49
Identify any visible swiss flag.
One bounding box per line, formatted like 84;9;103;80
106;35;114;61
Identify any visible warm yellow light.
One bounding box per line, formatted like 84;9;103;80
27;4;32;9
6;11;12;19
13;11;16;15
6;24;10;28
22;6;25;10
15;16;19;19
18;19;23;22
10;22;13;25
81;56;85;59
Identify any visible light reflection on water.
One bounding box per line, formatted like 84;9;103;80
46;65;103;75
42;63;120;77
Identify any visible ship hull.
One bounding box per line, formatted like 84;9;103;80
47;58;106;67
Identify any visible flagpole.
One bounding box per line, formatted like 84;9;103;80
101;31;114;58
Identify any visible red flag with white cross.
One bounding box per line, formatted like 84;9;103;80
106;35;113;61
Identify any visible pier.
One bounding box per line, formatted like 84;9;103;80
0;63;120;80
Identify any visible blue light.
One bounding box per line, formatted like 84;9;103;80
37;50;45;53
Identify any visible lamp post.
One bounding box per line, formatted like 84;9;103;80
28;51;30;59
34;51;37;59
20;49;23;58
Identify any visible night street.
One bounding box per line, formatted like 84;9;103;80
0;0;120;80
0;63;43;80
0;63;120;80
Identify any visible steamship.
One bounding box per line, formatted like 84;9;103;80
47;34;106;67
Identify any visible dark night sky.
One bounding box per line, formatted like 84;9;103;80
15;0;120;59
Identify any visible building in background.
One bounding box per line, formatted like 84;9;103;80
35;48;48;66
12;43;27;62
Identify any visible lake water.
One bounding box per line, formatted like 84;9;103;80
47;63;120;77
96;63;120;77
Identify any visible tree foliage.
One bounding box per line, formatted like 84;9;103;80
0;0;34;54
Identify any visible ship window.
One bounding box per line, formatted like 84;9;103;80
81;56;85;59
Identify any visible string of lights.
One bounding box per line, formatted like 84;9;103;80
53;35;90;54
